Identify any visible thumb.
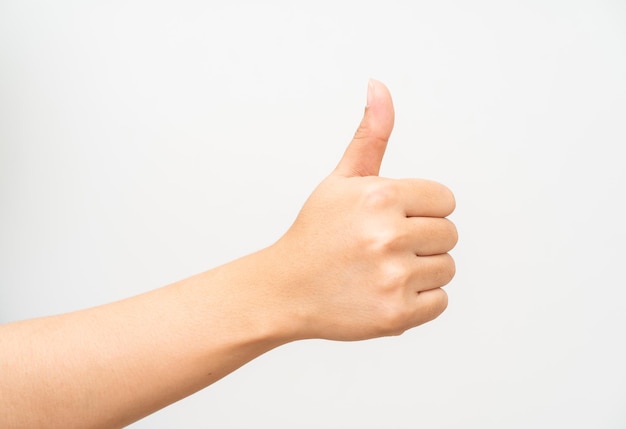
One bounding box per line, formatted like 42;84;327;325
334;79;395;177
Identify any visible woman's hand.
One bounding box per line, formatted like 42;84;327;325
269;80;457;341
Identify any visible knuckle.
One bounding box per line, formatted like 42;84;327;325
371;262;414;336
365;225;404;254
379;260;411;290
353;122;372;141
378;300;411;336
438;254;456;285
446;219;459;249
444;186;456;215
434;182;456;215
388;326;409;337
362;179;400;210
427;181;456;216
427;288;449;317
416;288;448;326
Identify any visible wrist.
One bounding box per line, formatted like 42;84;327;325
196;245;306;348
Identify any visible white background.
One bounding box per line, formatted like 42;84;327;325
1;1;625;427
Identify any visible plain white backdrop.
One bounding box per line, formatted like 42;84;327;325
1;1;625;427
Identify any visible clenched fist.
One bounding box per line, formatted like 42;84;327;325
0;79;459;428
269;80;457;341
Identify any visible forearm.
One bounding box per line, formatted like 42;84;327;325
0;80;458;428
0;247;294;429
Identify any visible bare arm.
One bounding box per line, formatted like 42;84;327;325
0;80;457;429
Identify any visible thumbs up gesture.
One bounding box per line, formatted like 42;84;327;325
272;80;458;341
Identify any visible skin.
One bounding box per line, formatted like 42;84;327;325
0;80;457;429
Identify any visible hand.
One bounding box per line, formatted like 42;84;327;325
0;79;456;429
270;80;458;341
